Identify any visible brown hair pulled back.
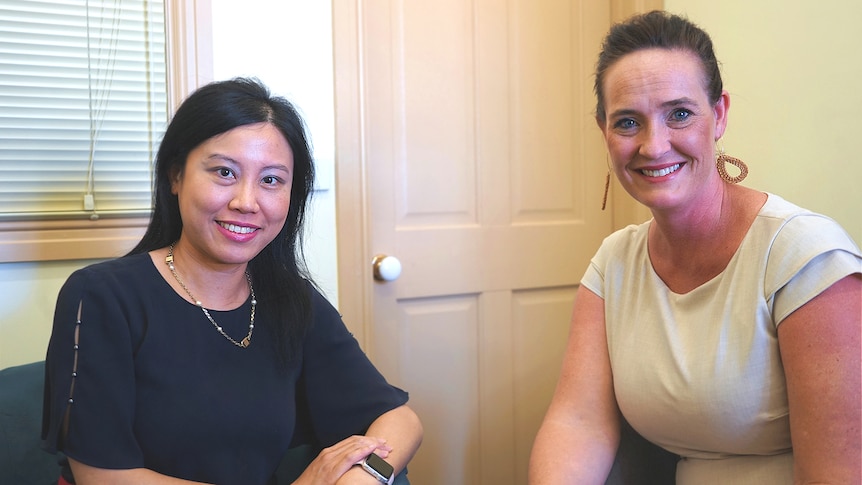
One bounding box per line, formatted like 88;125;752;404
594;10;723;122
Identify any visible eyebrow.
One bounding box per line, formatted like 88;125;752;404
608;97;699;119
205;154;292;173
661;97;698;108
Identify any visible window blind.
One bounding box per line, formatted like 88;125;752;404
0;0;167;221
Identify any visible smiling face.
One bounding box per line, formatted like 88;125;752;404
171;122;294;269
597;48;729;211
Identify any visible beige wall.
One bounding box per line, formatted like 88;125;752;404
0;260;91;368
664;0;862;244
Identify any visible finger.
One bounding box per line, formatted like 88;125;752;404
359;435;390;449
348;440;386;465
320;436;382;462
301;439;383;484
369;441;393;458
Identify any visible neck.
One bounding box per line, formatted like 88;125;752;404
650;185;734;251
166;243;251;311
649;183;769;279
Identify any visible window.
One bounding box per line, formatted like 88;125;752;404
0;0;210;262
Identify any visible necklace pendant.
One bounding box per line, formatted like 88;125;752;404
167;244;255;349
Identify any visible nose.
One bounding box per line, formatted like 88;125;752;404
228;181;259;213
638;123;671;160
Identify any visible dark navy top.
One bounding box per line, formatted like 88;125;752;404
42;253;408;485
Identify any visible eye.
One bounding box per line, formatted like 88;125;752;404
669;109;692;123
217;167;235;178
613;118;638;131
261;175;282;186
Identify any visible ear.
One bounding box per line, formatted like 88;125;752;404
713;90;730;141
595;115;609;140
169;166;182;195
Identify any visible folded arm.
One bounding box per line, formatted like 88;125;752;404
295;404;422;485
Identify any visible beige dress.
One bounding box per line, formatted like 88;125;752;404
581;194;862;484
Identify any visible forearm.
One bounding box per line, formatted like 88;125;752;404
529;412;619;484
529;287;619;484
330;405;422;485
362;405;423;474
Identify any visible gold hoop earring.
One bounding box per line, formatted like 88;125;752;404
716;144;749;184
601;155;611;211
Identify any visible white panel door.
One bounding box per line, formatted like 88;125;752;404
334;1;611;483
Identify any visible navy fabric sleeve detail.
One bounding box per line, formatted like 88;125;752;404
299;288;408;448
41;271;82;451
42;264;144;469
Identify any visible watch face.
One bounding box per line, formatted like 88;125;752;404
362;453;394;482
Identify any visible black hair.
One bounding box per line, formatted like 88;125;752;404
128;77;316;364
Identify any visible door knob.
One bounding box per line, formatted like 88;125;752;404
372;254;402;282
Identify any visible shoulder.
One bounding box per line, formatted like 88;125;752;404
304;282;350;336
759;194;853;239
593;220;650;265
581;221;650;297
60;253;158;300
753;194;861;321
68;253;153;280
306;282;339;317
757;194;861;264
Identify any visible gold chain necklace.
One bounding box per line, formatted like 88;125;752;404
165;244;256;348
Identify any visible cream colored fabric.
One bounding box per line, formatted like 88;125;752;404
581;193;862;484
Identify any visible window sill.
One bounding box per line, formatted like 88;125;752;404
0;217;148;263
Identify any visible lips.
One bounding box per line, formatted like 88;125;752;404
218;222;257;234
640;163;681;178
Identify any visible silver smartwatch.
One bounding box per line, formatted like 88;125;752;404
360;453;394;483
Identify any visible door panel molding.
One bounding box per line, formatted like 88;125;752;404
333;1;658;483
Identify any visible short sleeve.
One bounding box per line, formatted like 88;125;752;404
296;288;409;448
766;214;862;325
580;223;646;299
41;267;144;469
581;259;606;299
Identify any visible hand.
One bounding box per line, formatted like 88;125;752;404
293;435;392;485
